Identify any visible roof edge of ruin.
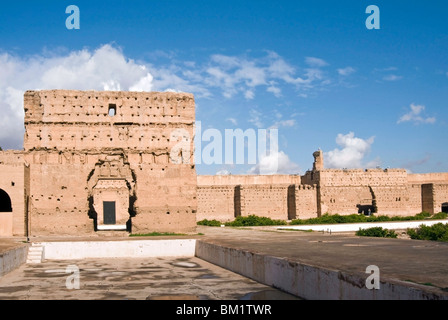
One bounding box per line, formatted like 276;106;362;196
24;89;194;97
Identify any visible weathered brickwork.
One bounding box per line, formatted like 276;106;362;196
0;90;197;236
196;150;448;221
0;90;447;237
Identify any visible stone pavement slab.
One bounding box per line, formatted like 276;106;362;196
0;256;299;300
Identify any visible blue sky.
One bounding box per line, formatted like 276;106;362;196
0;1;447;175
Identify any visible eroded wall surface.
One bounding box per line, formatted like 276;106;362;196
23;90;197;235
196;168;448;221
0;151;28;236
2;90;448;236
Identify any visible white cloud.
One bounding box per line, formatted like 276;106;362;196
0;44;158;149
204;52;331;99
305;57;329;67
244;89;255;100
129;73;154;92
397;103;436;124
378;67;398;72
337;67;356;76
383;74;402;81
270;119;296;129
248;150;300;175
210;54;240;69
266;83;282;97
226;118;238;126
324;132;378;169
248;109;264;128
235;61;267;87
267;56;296;82
247;127;300;175
0;46;338;149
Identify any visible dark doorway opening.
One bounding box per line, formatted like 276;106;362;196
103;201;116;225
0;189;12;212
442;203;448;214
357;204;375;216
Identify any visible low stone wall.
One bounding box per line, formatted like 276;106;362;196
0;244;28;277
195;240;448;300
40;239;196;260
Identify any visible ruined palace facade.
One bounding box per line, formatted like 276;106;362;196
197;151;448;222
0;90;447;237
0;90;197;236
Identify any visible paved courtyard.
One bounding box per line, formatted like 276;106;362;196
0;256;299;300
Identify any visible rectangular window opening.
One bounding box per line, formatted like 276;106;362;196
108;104;117;117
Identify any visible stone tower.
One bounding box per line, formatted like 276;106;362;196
312;149;324;171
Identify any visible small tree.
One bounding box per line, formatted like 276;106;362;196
0;146;2;151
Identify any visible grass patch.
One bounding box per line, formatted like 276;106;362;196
130;232;187;237
355;227;398;238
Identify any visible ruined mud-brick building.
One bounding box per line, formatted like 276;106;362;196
0;90;197;236
1;90;447;237
196;151;448;222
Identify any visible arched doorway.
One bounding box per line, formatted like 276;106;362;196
442;202;448;214
0;189;12;212
86;155;136;232
0;189;13;236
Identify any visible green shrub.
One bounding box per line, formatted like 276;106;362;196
414;211;432;220
431;212;448;220
290;212;442;225
356;227;397;238
407;223;448;242
291;213;371;225
197;219;222;227
224;215;287;227
370;215;391;222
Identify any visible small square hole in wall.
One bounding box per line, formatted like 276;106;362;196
108;104;117;117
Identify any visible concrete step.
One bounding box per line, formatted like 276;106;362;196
97;231;130;237
26;244;44;264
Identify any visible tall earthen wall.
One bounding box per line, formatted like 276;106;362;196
196;175;309;221
0;151;29;236
196;185;235;222
238;184;289;220
293;184;318;219
316;169;414;216
23;90;197;235
422;183;448;214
